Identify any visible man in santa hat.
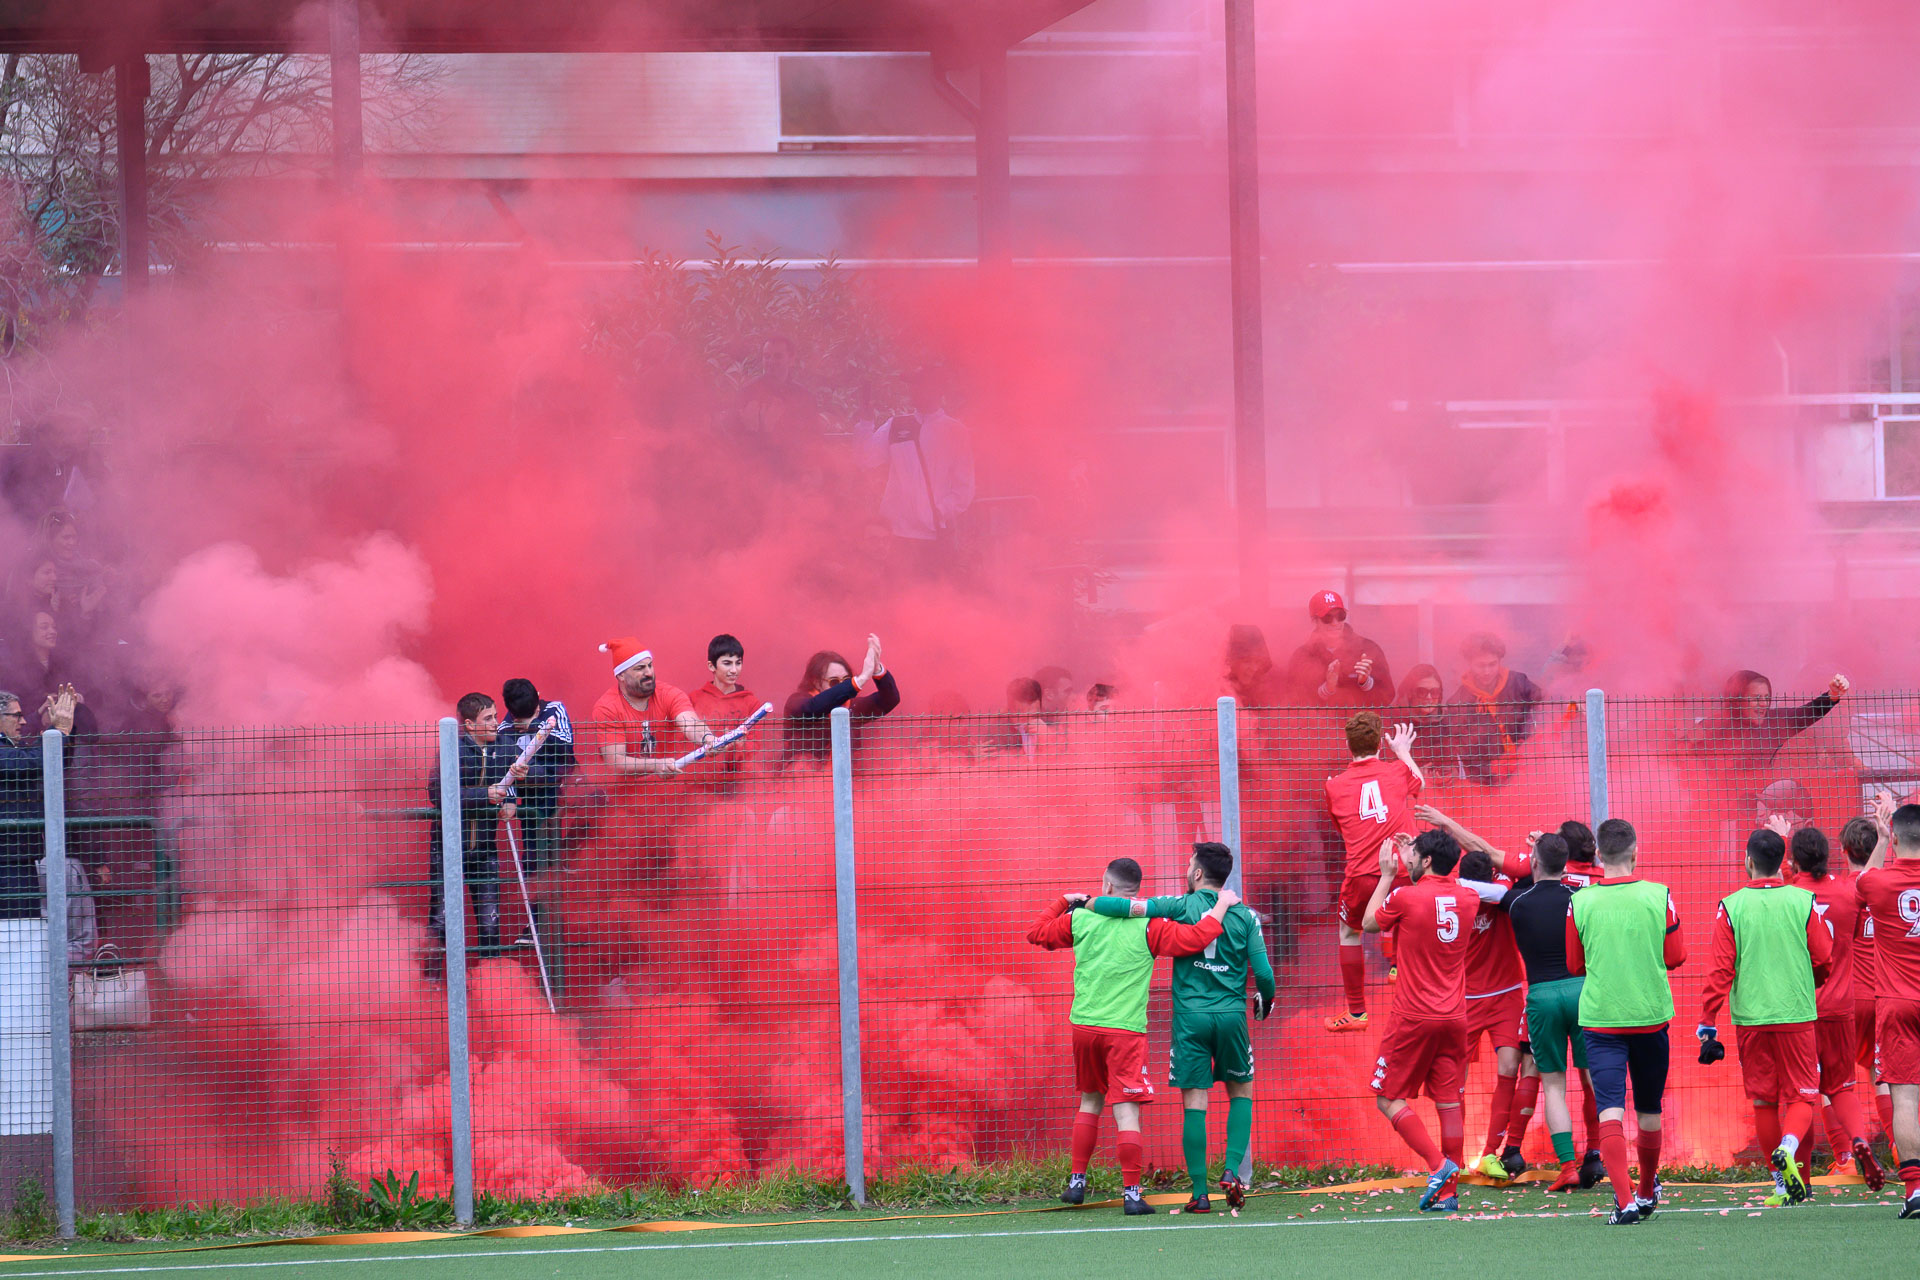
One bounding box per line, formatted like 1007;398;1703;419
591;638;716;779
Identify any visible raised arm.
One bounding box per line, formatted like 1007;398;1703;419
1088;894;1184;919
1384;721;1426;792
1414;805;1507;864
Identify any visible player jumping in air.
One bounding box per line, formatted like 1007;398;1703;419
1363;828;1477;1214
1855;801;1920;1217
1786;822;1887;1191
1566;818;1686;1226
1027;858;1238;1215
1697;827;1835;1206
1326;712;1425;1033
1089;842;1275;1212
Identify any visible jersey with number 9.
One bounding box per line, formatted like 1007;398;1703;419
1372;874;1480;1022
1324;756;1423;881
1856;862;1920;1002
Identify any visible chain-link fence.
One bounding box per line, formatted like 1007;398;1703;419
0;688;1904;1230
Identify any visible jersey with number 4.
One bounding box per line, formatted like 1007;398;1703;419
1373;873;1479;1022
1325;757;1423;881
1856;861;1920;1002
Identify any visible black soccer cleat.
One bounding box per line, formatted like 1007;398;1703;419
1123;1187;1155;1216
1901;1191;1920;1220
1607;1203;1642;1226
1060;1176;1086;1206
1181;1196;1212;1214
1634;1182;1661;1221
1500;1145;1527;1179
1220;1171;1247;1210
1578;1149;1606;1190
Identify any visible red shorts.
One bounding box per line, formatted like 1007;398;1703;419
1371;1014;1467;1102
1072;1025;1155;1106
1464;987;1527;1055
1339;873;1409;930
1734;1023;1820;1106
1857;1000;1878;1074
1815;1015;1859;1095
1875;997;1920;1087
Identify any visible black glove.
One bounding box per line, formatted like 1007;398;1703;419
1253;991;1272;1022
1696;1025;1725;1066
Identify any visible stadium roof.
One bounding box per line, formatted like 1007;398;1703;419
0;0;1099;55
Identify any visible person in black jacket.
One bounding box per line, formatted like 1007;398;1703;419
1689;669;1850;769
782;634;900;765
427;692;513;960
0;686;75;918
1448;632;1544;786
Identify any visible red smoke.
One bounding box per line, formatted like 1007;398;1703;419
30;0;1920;1203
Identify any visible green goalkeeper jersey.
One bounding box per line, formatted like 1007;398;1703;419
1093;890;1275;1015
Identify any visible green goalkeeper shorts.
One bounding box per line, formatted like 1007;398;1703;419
1526;977;1589;1076
1169;1010;1253;1089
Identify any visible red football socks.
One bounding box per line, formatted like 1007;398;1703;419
1338;945;1367;1016
1780;1100;1814;1153
1877;1093;1898;1155
1900;1158;1920;1198
1581;1079;1600;1151
1754;1103;1781;1153
1635;1127;1661;1199
1826;1091;1866;1149
1117;1133;1144;1188
1597;1118;1634;1208
1438;1105;1465;1170
1483;1074;1518;1155
1509;1075;1540;1149
1070;1111;1099;1177
1392;1107;1443;1168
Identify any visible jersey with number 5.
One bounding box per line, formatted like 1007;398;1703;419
1856;862;1920;1002
1325;757;1423;881
1373;874;1479;1022
1805;869;1859;1016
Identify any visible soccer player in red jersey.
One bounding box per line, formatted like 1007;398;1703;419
1363;828;1478;1213
1697;827;1834;1205
1788;824;1886;1190
1854;801;1920;1217
1325;711;1426;1033
1027;858;1238;1215
1456;848;1538;1179
1840;813;1899;1155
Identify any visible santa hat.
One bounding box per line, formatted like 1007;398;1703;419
599;637;652;676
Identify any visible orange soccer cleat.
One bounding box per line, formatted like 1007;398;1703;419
1324;1010;1370;1033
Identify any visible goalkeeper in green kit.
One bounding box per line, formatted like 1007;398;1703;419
1090;842;1275;1212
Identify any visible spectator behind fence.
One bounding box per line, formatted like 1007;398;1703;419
689;633;764;784
1224;624;1282;706
426;692;511;961
1087;683;1118;712
1283;591;1393;708
1394;664;1463;780
1449;633;1545;786
591;638;715;781
1688;670;1851;770
0;686;76;919
498;677;577;884
1;611;99;739
987;677;1047;758
857;369;975;574
782;634;900;765
731;335;823;460
1036;666;1075;722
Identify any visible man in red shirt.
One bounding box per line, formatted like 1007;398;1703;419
1840;813;1899;1155
1456;848;1538;1180
1855;801;1920;1217
1789;824;1886;1190
1363;828;1478;1213
590;637;715;780
1325;711;1425;1033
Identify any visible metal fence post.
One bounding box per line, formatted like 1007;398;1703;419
437;719;475;1227
42;728;75;1238
829;706;866;1206
1585;689;1609;827
1214;697;1252;1181
1215;697;1243;895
